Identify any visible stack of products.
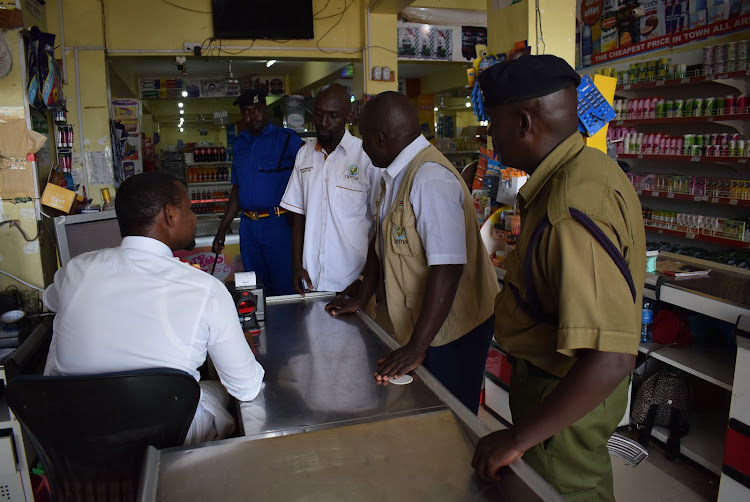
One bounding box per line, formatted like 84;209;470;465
642;207;749;242
703;41;750;75
472;147;501;224
489;209;519;268
612;128;748;157
190;188;230;215
597;58;688;85
647;242;750;270
612;94;748;119
628;172;750;199
190;145;228;163
187;166;230;183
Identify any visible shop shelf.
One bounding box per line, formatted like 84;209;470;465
187;181;231;186
616;70;750;92
649;406;728;475
186;161;232;166
191;199;228;204
613;113;750;126
635;188;750;206
644;225;750;249
638;343;735;391
620;153;750;164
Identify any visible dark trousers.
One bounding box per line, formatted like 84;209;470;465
422;315;494;414
239;215;294;297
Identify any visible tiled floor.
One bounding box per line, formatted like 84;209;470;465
476;407;716;502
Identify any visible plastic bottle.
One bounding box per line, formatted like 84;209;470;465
641;298;654;343
582;23;593;67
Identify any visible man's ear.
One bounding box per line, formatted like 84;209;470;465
375;131;385;146
518;110;532;139
163;203;178;228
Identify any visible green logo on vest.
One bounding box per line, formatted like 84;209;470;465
348;165;359;176
393;224;407;244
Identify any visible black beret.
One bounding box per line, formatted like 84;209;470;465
233;88;268;107
478;55;581;107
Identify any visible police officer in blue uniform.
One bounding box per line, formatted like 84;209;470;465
213;89;304;296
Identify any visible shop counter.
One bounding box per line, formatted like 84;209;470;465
137;294;563;501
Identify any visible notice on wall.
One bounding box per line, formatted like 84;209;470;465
85;151;114;186
577;0;750;67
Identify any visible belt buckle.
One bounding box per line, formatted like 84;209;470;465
248;211;259;220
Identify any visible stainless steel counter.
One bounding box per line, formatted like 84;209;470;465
138;295;563;501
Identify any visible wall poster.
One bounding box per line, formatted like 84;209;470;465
578;0;750;67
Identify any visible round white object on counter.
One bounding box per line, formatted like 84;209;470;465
388;374;413;385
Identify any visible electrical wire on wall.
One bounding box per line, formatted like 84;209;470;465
535;0;546;55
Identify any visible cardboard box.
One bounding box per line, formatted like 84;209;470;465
40;183;77;213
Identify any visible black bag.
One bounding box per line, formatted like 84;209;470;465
631;367;691;460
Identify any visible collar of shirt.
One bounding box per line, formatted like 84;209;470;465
239;123;275;141
383;135;430;184
314;129;355;159
120;236;174;258
517;132;585;209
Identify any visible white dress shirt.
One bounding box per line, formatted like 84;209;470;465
281;130;381;292
379;135;467;266
43;236;264;444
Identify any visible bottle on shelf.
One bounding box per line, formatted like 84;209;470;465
641;298;654;343
219;145;226;161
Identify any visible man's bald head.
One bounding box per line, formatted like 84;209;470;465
313;83;353;150
359;92;422;168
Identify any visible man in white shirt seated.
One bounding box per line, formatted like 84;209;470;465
43;172;264;445
281;83;380;300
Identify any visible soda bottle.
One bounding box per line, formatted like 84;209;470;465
641;298;654;343
219;145;226;161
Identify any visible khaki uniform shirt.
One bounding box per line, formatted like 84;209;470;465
495;133;646;378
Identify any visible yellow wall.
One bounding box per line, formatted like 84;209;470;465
102;0;364;59
487;0;529;56
366;12;399;94
413;0;486;9
160;126;227;149
0;21;45;291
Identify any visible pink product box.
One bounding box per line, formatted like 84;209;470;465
690;177;707;196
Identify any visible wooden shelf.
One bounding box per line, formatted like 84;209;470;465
644;225;750;249
649;406;728;475
613;113;750;126
639;343;735;391
635;188;750;206
620;153;750;164
616;70;750;92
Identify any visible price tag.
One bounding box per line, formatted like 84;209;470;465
691;156;700;161
667;193;675;198
658;230;664;234
651;191;660;197
624;84;632;90
694;196;702;202
707;117;714;122
717;73;728;80
730;199;739;205
686;232;696;239
739;159;747;164
711;197;720;203
638;154;644;159
636;189;642;195
681;78;690;84
616;120;624;125
656;80;665;86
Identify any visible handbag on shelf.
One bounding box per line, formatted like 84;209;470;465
630;367;692;460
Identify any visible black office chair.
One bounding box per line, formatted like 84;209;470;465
6;368;200;502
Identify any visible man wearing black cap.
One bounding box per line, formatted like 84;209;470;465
213;89;304;296
471;55;645;501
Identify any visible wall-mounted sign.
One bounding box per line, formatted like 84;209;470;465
578;0;750;67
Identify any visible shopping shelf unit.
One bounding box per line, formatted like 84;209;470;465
644;225;750;249
621;153;749;164
616;70;750;92
636;187;750;206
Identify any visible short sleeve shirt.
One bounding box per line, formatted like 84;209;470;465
378;135;467;266
495;133;646;378
280;130;381;292
231;124;304;210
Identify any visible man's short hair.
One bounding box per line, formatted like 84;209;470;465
115;172;185;237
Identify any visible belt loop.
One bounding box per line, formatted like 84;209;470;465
274;207;280;217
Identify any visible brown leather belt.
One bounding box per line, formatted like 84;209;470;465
243;207;288;220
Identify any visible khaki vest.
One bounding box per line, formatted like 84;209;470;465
377;145;499;347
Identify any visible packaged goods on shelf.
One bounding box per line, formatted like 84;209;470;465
612;127;748;157
612;93;748;120
628;172;750;200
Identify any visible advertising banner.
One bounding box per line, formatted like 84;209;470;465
173;243;244;284
578;0;750;67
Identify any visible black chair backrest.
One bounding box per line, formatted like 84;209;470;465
6;369;200;502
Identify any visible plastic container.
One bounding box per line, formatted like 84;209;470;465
646;250;659;273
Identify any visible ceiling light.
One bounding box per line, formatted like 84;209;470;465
178;102;184;108
180;127;184;132
225;60;238;85
266;59;277;68
181;90;188;97
465;102;471;107
433;107;438;112
180;109;184;115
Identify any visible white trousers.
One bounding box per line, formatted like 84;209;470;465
184;380;235;445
